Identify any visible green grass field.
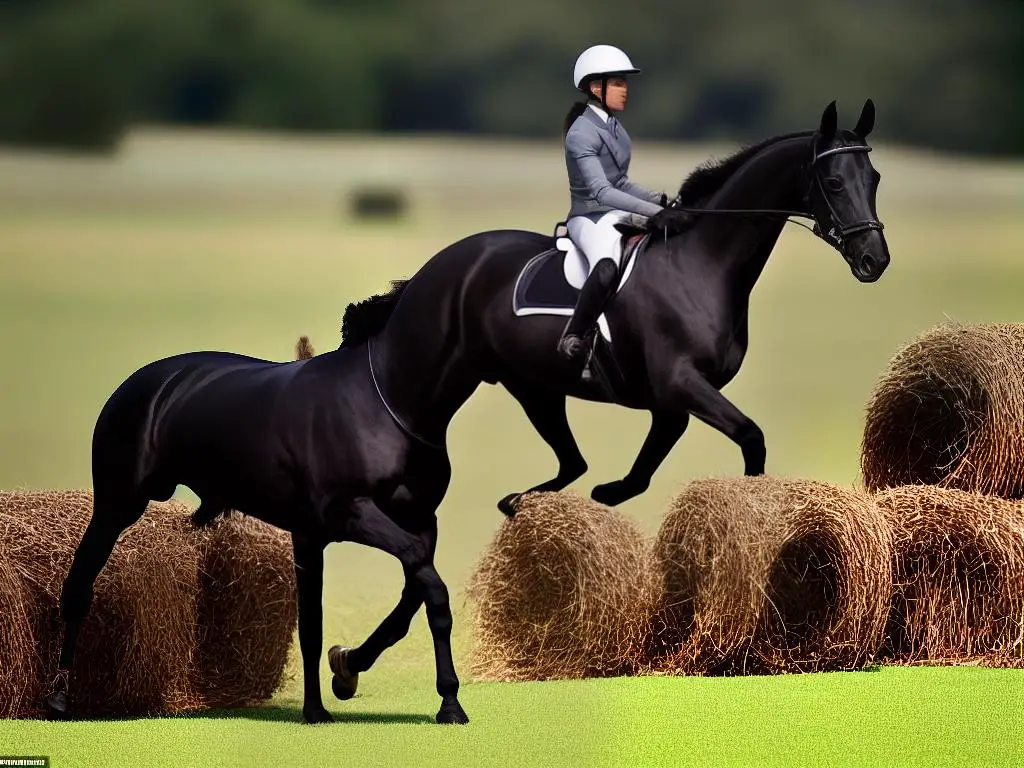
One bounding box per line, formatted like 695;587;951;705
1;128;1022;766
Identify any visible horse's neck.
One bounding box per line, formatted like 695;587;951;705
373;293;481;447
696;135;811;288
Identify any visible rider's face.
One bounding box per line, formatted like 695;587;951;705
590;77;629;112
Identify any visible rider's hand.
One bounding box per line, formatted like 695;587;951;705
647;206;696;234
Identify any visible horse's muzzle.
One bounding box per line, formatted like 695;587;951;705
846;232;889;283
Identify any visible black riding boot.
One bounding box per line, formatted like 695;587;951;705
556;257;620;377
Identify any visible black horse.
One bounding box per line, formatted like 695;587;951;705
44;100;887;726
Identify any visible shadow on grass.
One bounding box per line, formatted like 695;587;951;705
32;705;433;726
176;706;434;725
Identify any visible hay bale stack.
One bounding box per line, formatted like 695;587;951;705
650;477;893;675
0;490;298;718
0;490;199;718
466;491;654;681
860;322;1024;498
875;486;1024;664
191;513;297;709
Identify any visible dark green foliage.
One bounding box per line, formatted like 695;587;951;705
0;0;1019;154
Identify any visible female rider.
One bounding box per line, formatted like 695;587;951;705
556;44;692;378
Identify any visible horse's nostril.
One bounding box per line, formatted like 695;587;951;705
861;251;876;271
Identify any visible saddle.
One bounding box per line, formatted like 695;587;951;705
512;222;651;401
512;222;649;342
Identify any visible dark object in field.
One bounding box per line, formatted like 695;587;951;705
349;187;407;220
466;491;655;681
861;322;1024;499
42;101;885;728
648;477;893;675
0;490;198;718
875;485;1024;665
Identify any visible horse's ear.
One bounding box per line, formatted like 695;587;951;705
854;98;875;139
819;100;838;142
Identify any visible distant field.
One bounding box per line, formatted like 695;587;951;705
0;128;1022;766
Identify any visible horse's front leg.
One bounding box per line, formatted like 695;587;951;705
337;497;468;725
668;363;765;475
591;411;690;506
292;535;333;724
330;570;423;699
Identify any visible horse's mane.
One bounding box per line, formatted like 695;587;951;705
675;131;813;206
339;279;409;348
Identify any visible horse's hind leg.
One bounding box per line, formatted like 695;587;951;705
497;386;588;517
592;411;689;506
45;487;149;718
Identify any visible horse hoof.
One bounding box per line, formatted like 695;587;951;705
328;645;359;701
303;704;334;724
44;690;69;720
591;480;645;507
497;493;521;518
436;700;469;725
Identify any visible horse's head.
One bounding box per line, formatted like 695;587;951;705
806;100;889;283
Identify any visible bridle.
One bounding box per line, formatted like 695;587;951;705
805;137;885;249
664;135;885;252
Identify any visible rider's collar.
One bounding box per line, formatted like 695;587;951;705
588;103;610;123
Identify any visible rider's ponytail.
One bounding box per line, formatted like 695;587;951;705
562;101;588;137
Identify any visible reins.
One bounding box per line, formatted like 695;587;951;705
658;139;883;247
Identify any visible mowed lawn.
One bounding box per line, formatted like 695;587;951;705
0;129;1022;766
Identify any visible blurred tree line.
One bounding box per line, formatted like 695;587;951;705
0;0;1020;155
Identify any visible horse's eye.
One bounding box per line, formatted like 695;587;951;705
825;177;844;192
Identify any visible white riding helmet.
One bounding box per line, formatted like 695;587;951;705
573;45;641;89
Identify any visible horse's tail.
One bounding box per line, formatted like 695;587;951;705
339;279;409;348
295;335;316;360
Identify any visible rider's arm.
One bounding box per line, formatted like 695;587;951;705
567;130;664;217
615;177;663;205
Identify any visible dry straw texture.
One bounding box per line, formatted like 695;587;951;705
466;491;655;681
860;322;1024;498
192;512;298;709
0;490;297;719
649;477;893;675
0;558;38;718
0;490;199;718
875;485;1024;665
295;335;315;360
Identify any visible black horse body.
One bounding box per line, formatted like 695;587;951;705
45;101;888;726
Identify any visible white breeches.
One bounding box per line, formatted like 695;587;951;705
567;210;631;271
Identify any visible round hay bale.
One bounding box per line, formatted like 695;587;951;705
875;485;1024;665
191;513;297;709
860;322;1024;498
466;491;655;681
650;476;893;675
0;558;39;718
0;490;199;718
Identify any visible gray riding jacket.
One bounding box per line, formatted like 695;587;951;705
564;105;664;220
